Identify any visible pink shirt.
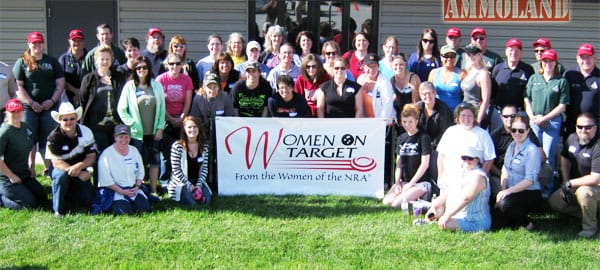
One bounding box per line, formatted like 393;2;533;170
156;73;193;116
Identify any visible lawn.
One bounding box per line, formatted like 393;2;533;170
0;172;598;269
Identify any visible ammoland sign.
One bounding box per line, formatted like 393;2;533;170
443;0;570;22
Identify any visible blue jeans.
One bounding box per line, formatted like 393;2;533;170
457;215;492;232
23;107;57;158
112;195;150;215
530;116;562;195
51;169;94;214
131;135;161;168
0;177;47;210
180;182;212;206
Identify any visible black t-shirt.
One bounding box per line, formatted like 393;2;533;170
562;133;600;179
563;66;600;133
88;82;117;131
319;79;361;118
230;79;272;117
491;61;534;109
187;150;204;183
396;130;431;182
267;92;310;117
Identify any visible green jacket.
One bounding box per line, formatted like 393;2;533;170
117;79;166;140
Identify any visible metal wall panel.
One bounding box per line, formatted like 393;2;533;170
0;0;46;64
118;0;248;63
378;0;600;68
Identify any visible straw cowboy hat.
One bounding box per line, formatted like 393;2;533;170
51;102;83;123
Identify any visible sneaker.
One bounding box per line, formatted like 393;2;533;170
578;230;598;238
147;193;161;202
159;180;168;189
54;212;64;218
413;218;436;226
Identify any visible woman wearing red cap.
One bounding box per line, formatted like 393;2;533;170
0;99;48;210
530;38;565;75
13;31;65;176
524;49;570;196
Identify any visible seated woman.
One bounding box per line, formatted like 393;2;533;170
382;103;431;207
168;116;211;206
268;75;310;117
425;146;491;232
98;124;150;215
492;115;542;230
0;99;47;210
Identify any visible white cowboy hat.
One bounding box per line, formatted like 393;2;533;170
51;102;83;123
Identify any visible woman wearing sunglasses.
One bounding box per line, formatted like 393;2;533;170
118;56;166;196
492;115;542;231
428;45;467;112
321;41;355;82
425;146;491;232
408;28;441;82
294;54;330;116
157;35;200;90
316;57;362;118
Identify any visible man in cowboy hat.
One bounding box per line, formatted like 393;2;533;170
45;102;97;216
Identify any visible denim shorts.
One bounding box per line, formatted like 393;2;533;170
457;215;491;232
131;135;161;167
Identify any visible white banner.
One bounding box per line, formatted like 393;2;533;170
215;117;386;198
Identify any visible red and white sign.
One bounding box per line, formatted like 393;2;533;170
443;0;570;22
215;117;386;198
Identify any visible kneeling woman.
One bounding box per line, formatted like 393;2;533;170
382;103;431;207
168;116;211;206
98;124;150;215
425;147;491;232
493;115;542;230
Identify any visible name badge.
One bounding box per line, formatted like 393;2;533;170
289;112;298;117
449;82;459;87
197;157;204;163
215;110;224;115
513;159;521;165
345;87;355;93
0;73;6;80
582;153;591;158
568;145;576;153
135;90;145;97
62;145;69;151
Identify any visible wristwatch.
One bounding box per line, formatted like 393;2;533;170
564;181;572;190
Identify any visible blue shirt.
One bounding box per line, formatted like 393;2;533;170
503;138;541;190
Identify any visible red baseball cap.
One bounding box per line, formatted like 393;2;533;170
446;27;461;38
506;38;522;50
69;29;84;40
470;27;486;37
577;43;595;56
147;27;163;37
532;38;551;49
27;32;44;43
5;98;24;112
541;49;558;61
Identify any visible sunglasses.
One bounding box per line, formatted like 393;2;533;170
173;44;186;49
510;128;527;134
325;51;337;56
442;54;457;59
422;39;435;44
60;117;77;122
534;49;545;53
306;64;317;69
167;62;182;66
502;114;517;119
334;66;346;70
461;156;477;161
472;36;486;41
136;65;149;71
576;125;596;130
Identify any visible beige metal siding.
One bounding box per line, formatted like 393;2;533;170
0;0;47;65
378;0;600;68
118;0;248;62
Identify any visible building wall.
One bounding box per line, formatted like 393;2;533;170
0;0;248;65
0;0;46;64
378;0;600;68
118;0;248;63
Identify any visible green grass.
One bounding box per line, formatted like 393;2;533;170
0;168;598;269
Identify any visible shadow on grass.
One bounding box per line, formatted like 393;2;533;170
150;194;392;219
0;266;49;270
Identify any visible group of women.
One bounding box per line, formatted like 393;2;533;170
0;25;577;228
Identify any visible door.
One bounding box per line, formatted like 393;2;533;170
46;0;117;58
